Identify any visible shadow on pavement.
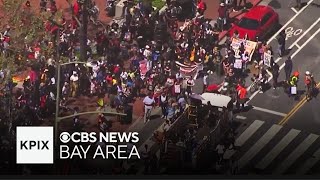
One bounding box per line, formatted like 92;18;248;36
269;0;282;9
311;2;320;8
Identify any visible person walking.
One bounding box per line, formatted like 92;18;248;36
304;71;316;100
143;92;155;123
217;3;228;31
159;92;168;119
284;56;293;81
289;71;299;97
277;30;286;57
236;84;248;110
70;71;79;97
272;62;280;89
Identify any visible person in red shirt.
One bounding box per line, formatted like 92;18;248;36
236;84;248;110
73;1;80;17
197;0;207;15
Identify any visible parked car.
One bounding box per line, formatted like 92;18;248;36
229;5;279;40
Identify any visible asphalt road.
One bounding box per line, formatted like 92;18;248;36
227;0;320;175
116;0;320;175
244;0;320;133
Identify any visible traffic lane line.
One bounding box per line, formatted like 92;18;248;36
259;25;320;100
236;115;247;120
278;83;320;126
247;18;320;94
251;106;287;117
254;17;320;89
267;0;314;44
292;24;320;48
295;44;301;49
280;3;320;45
291;7;298;14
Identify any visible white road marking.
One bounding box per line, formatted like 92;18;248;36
247;18;320;102
255;129;301;170
267;0;314;44
224;120;265;160
291;7;298;14
294;28;303;36
295;43;301;49
273;134;319;174
251;106;287;117
236;115;247;120
296;148;320;175
238;124;282;169
285;27;303;40
289;17;320;48
235;120;264;147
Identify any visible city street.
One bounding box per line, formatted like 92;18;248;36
225;0;320;175
119;0;320;175
6;0;320;175
85;0;320;175
244;0;320;133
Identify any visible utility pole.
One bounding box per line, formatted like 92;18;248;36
79;0;88;62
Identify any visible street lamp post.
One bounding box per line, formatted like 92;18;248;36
54;61;86;144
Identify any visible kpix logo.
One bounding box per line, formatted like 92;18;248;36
20;140;49;150
16;127;54;164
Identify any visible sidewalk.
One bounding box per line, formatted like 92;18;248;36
31;0;113;24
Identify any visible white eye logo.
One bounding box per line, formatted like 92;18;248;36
59;132;71;143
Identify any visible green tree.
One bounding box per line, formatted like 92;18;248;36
0;0;63;74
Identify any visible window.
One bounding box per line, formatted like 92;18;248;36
261;13;272;26
237;18;260;30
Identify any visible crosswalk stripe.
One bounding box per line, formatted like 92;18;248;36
238;124;282;169
273;134;319;174
235;120;265;147
223;120;264;160
255;129;301;170
296;148;320;175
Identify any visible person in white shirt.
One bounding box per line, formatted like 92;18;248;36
174;81;181;97
242;51;249;72
175;72;183;80
143;93;155;123
70;71;79;97
143;45;152;60
120;71;128;82
166;77;174;87
92;63;99;78
159;92;168;118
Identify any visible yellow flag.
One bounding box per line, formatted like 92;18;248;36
97;98;104;107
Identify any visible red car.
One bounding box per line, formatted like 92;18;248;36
229;5;279;40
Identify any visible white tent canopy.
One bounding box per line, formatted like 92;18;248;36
200;93;232;108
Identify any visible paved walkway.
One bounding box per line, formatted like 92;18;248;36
30;0;113;23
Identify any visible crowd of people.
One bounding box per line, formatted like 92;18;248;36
0;0;318;175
